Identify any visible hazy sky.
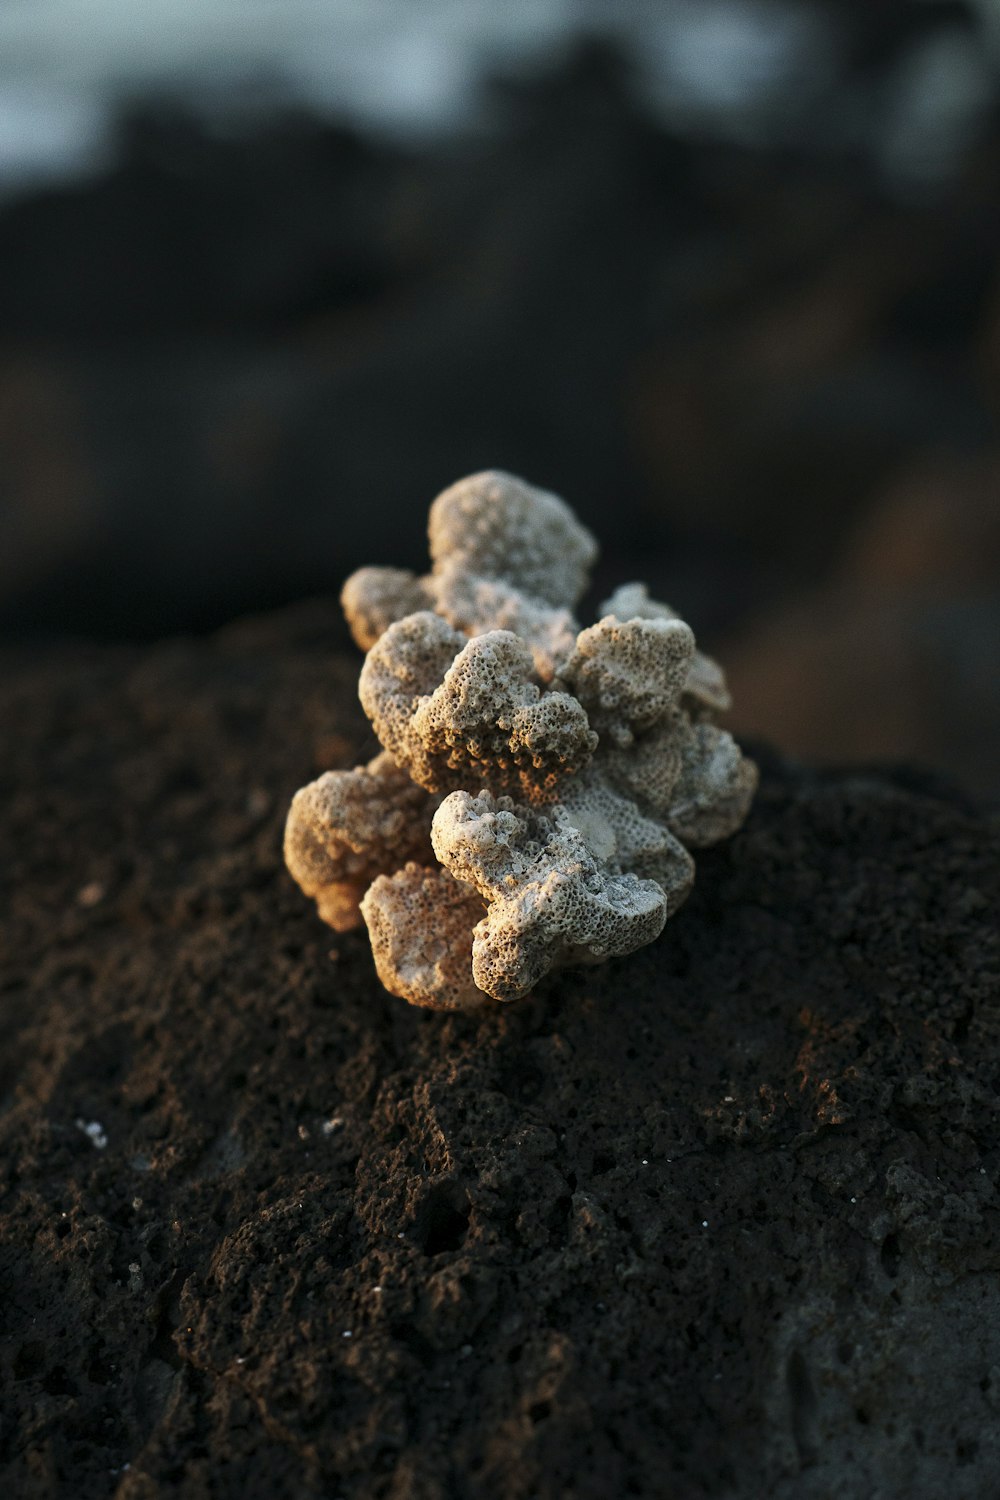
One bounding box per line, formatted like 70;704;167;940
0;1;575;104
0;0;578;179
0;0;996;187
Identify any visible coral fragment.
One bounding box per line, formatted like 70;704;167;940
287;471;756;1008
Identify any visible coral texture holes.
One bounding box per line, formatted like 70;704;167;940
286;470;756;1008
413;1182;470;1257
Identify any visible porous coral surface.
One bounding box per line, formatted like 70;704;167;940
2;607;999;1500
290;471;757;1006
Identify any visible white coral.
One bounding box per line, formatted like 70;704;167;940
361;864;487;1011
430;790;671;1001
428;470;597;609
287;470;757;1007
599;582;732;715
555;615;695;746
284;750;438;931
359;615;596;798
341;567;434;653
342;470;595;678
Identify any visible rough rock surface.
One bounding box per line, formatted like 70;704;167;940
1;600;999;1500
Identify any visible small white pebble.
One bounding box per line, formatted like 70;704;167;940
297;1124;310;1141
701;1220;708;1228
850;1197;857;1203
322;1116;345;1136
75;1118;108;1150
342;1330;352;1339
235;1356;246;1364
373;1285;383;1294
724;1096;734;1103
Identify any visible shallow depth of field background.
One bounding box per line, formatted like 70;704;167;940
1;0;998;795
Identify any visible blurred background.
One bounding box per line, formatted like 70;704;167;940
1;0;998;795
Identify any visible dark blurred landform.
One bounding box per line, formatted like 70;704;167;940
1;16;999;794
1;604;998;1498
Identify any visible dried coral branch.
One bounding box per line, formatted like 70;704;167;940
431;787;678;1000
556;615;695;745
342;470;595;677
341;567;434;653
360;615;596;798
599;583;732;715
428;471;597;608
666;722;759;847
360;863;487;1011
284;751;438;931
286;469;757;1008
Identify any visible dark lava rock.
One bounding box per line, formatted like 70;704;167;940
1;601;998;1499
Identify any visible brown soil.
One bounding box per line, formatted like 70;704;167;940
1;601;998;1499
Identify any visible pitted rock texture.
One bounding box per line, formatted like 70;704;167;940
1;603;999;1500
